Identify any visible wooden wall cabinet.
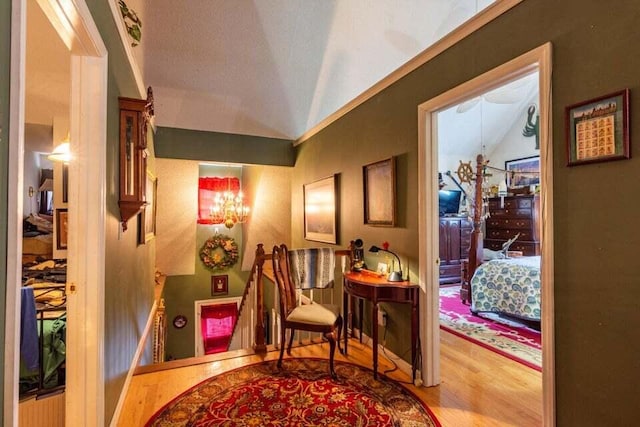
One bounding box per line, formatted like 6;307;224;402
118;89;153;231
439;217;472;284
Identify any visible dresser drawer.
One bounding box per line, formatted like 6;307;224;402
485;228;534;241
486;218;533;229
489;207;533;218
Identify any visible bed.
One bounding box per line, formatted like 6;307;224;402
470;255;541;321
462;154;542;323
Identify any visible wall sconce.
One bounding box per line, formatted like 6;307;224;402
48;134;72;163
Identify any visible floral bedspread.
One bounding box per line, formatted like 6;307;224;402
471;256;541;321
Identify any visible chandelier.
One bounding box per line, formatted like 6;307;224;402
210;179;249;229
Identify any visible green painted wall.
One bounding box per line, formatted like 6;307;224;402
155;126;295;166
0;0;11;418
163;164;250;360
83;0;157;422
295;1;640;424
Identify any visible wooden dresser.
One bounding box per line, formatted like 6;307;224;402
439;216;472;284
484;195;540;256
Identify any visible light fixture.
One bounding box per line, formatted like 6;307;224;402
210;177;250;229
48;133;72;163
369;245;403;282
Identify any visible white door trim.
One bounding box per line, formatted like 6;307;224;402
7;0;107;425
417;43;555;426
195;297;242;357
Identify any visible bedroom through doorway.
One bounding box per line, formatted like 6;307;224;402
435;71;543;371
416;43;554;424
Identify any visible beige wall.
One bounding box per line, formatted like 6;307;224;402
155;159;199;275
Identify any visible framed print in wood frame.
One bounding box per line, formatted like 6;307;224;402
566;89;630;166
56;208;68;250
505;156;540;189
137;171;158;244
211;275;229;296
304;174;338;244
363;157;396;226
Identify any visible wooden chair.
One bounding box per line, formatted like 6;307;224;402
271;244;343;379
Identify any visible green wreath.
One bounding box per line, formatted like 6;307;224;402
199;234;239;271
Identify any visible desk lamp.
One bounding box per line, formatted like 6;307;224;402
369;245;403;282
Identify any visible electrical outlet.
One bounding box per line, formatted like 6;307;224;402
378;309;387;327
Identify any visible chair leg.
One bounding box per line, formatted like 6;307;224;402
287;328;296;355
325;330;338;380
278;326;287;369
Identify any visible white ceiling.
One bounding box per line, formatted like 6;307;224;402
127;0;495;139
25;0;70;131
26;0;541;156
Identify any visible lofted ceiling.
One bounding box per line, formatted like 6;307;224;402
24;0;544;158
126;0;496;140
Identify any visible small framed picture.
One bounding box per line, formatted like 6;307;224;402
566;89;630;166
211;275;229;296
363;157;396;226
56;208;68;250
505;156;540;189
376;262;389;275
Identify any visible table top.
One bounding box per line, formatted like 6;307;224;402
344;270;419;289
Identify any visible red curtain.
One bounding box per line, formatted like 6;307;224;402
200;302;238;355
197;177;240;224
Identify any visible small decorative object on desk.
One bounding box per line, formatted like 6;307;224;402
369;242;403;282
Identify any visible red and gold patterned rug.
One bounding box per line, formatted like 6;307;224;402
146;358;439;426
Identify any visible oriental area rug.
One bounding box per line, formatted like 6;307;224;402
440;285;542;371
145;358;439;426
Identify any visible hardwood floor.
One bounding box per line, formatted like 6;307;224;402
118;330;542;426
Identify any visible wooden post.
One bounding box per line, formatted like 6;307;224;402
464;154;485;304
253;244;266;352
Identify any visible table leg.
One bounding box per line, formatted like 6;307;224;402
358;298;364;343
343;289;349;355
372;302;378;380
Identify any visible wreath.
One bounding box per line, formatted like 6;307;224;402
199;234;239;271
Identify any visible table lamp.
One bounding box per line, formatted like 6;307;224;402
369;245;403;282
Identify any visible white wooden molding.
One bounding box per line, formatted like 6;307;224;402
417;42;554;424
7;0;108;426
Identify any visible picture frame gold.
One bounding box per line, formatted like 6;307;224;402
56;208;68;250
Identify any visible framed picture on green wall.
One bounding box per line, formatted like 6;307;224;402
304;174;338;244
363;157;396;226
566;89;630;166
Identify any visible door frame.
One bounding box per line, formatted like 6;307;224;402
194;297;242;356
417;42;555;425
6;0;107;425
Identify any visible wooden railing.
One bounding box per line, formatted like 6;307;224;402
230;243;353;353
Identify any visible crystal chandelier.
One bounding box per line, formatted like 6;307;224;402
210;179;250;229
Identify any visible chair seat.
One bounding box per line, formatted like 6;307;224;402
286;303;340;326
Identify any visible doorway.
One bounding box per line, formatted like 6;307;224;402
7;0;107;424
417;43;555;424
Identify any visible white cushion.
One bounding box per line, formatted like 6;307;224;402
287;303;340;326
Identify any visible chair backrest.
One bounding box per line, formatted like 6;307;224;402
272;244;298;319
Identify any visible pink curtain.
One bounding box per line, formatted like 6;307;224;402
200;302;238;354
197;177;240;224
